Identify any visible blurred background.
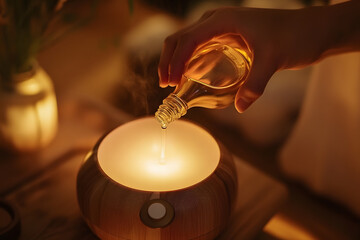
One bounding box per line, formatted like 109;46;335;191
1;0;359;239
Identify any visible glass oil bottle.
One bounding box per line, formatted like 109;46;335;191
155;34;252;129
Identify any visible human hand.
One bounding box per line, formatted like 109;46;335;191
158;1;360;112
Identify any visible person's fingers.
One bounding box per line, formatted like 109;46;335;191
158;35;178;88
158;24;207;87
158;10;216;88
168;20;227;86
160;9;229;87
168;34;198;86
235;56;276;113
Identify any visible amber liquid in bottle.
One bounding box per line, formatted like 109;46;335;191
155;36;251;129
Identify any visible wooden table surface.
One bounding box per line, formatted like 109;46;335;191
0;94;287;240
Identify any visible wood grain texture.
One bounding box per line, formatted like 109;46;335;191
77;138;237;240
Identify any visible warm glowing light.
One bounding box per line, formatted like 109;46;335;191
264;214;317;240
16;76;42;95
4;94;57;149
98;118;220;192
0;68;58;151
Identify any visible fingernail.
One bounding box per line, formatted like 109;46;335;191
168;79;176;87
169;82;177;87
168;73;180;87
159;82;168;88
235;97;252;113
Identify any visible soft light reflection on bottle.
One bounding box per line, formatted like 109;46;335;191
98;118;220;192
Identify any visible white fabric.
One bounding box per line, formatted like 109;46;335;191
279;52;360;216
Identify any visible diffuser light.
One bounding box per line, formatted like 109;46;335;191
97;118;220;192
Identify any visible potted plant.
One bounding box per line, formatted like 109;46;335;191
0;0;68;152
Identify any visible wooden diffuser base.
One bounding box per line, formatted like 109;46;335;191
76;119;237;240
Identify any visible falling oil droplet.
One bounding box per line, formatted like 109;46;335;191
159;127;167;165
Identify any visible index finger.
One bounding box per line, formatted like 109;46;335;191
158;13;225;87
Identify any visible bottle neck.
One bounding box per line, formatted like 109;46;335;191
155;93;188;129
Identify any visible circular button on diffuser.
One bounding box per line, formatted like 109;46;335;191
148;202;166;220
140;199;174;228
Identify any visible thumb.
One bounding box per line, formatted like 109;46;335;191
235;57;275;113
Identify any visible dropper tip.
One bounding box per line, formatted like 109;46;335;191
155;111;168;129
155;93;188;129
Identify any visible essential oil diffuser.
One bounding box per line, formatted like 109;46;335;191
77;118;237;240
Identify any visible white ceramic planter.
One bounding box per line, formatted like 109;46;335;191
0;63;58;152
